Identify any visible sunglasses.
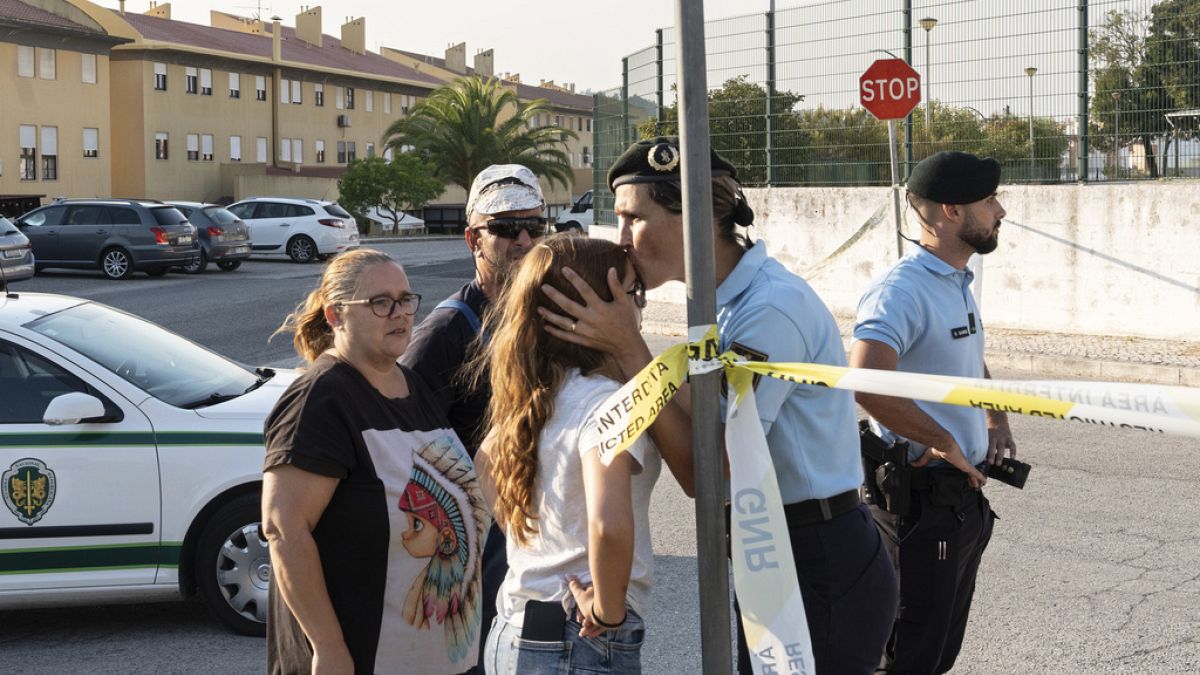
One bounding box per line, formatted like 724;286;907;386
340;293;423;318
627;277;646;309
473;217;549;240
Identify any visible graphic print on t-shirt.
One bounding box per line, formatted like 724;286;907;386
362;428;488;672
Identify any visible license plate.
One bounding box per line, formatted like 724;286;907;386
231;246;249;254
178;235;193;245
2;249;24;259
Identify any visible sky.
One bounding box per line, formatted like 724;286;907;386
93;0;773;92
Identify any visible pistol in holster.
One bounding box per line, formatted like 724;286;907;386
859;419;912;517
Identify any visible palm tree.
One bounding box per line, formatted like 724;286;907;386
383;77;578;193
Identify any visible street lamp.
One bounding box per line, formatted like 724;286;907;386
1025;66;1037;178
1112;90;1122;177
919;17;938;132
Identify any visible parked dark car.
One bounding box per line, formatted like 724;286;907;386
15;199;198;280
0;216;35;285
168;202;252;273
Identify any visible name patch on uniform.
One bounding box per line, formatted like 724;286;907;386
951;326;971;339
3;458;57;526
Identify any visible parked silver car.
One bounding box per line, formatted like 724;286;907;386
16;199;198;280
167;202;252;273
0;217;35;285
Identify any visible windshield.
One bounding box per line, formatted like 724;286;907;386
0;217;16;235
324;203;353;219
151;206;190;226
25;302;259;407
204;207;241;225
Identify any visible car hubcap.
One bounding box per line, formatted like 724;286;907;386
103;252;128;277
215;523;270;624
292;240;312;261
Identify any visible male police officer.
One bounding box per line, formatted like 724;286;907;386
850;151;1017;674
400;164;549;673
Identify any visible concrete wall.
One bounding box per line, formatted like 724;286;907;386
597;183;1200;342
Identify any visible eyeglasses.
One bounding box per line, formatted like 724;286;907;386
340;293;422;318
627;278;646;309
472;217;549;240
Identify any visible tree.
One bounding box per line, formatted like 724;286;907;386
337;154;443;234
382;76;577;193
638;76;810;185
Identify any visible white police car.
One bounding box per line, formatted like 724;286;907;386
0;291;296;635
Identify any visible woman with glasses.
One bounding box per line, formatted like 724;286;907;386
475;235;656;674
262;248;488;675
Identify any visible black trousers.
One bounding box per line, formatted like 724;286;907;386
870;485;996;675
734;504;898;675
465;523;507;675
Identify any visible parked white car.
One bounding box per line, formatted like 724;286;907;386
555;189;593;233
0;292;296;635
226;197;359;263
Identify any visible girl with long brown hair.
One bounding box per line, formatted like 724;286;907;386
478;235;658;674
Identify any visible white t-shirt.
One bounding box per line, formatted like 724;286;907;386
497;368;662;629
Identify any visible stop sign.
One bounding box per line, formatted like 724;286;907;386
859;59;921;120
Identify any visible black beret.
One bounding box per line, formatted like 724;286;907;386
607;136;737;192
907;151;1001;205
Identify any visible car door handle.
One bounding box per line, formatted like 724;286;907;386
95;229;106;234
279;223;290;226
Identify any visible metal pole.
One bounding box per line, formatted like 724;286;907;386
888;119;904;259
904;0;913;178
766;5;777;185
1113;94;1120;178
1026;68;1037;178
924;31;932;131
656;29;665;134
1077;0;1089;182
674;2;729;674
622;57;631;144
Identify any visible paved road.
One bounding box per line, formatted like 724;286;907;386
3;242;1198;673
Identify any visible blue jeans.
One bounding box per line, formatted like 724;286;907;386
484;605;645;675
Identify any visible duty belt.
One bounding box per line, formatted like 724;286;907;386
782;489;861;526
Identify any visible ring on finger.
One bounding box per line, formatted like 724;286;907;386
571;321;578;332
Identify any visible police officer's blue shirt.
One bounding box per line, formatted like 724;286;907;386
853;247;988;466
717;240;863;504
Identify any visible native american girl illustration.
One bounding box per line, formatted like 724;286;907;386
398;435;489;664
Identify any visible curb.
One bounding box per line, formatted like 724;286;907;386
360;235;463;244
641;320;1200;387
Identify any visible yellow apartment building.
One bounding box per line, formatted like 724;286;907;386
0;0;128;216
1;1;596;230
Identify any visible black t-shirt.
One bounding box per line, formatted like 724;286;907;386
263;354;487;675
400;280;490;457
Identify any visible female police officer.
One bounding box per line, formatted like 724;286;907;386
538;137;900;674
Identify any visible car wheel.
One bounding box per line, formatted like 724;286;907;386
216;259;242;271
182;249;208;274
286;235;317;263
145;267;170;277
195;493;269;637
100;247;134;280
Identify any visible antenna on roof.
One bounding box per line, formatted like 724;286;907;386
233;0;272;21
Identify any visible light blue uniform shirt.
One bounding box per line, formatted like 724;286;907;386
853;247;988;466
717;241;863;504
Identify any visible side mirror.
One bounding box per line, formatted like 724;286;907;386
43;392;106;425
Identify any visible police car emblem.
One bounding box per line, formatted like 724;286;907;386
646;143;679;173
3;458;57;526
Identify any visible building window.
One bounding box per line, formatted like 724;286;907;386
315;83;324;107
365;90;373;112
335;86;344;110
345;87;355;110
155;132;169;160
336;141;346;164
291;80;302;104
256;137;267;162
383;92;391;114
280;138;291;162
200;68;212;95
37;48;55;80
367;143;375;158
401;95;410;115
315;139;325;163
19;125;37;180
229;72;240;98
17;46;34;78
83;128;99;158
201;134;214;161
587;118;592;132
154;62;167;90
82;53;97;84
292;139;303;164
347;141;357;162
186;67;198;94
255;75;266;101
230;135;241;161
186;133;199;161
